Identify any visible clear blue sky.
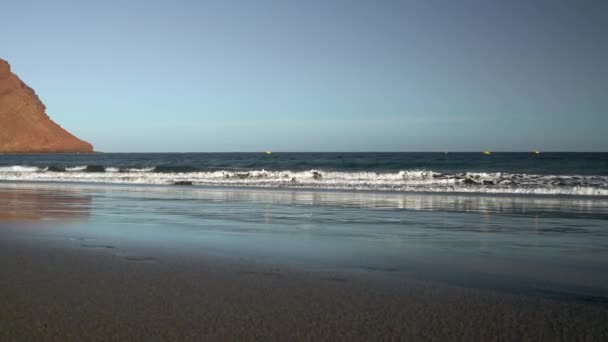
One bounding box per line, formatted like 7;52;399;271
2;0;606;152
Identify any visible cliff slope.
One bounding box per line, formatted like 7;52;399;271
0;59;93;153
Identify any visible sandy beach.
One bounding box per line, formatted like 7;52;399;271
0;182;607;340
1;222;607;341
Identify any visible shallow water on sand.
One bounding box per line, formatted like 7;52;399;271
1;182;607;304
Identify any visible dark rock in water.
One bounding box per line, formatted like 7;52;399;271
463;178;478;185
482;180;495;185
291;177;297;183
0;58;93;153
235;173;250;179
174;181;193;186
454;173;466;180
85;165;106;173
312;171;322;180
47;165;66;172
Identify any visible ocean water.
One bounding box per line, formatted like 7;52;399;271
0;153;607;304
0;152;607;195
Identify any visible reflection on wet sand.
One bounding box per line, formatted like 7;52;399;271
3;181;607;222
0;184;91;222
1;182;607;306
90;184;608;218
2;182;607;224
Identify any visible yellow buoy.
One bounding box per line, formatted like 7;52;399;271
533;150;540;154
265;151;272;155
483;151;491;155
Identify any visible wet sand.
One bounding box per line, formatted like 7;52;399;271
1;234;607;341
0;183;607;340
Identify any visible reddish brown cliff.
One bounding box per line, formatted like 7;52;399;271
0;59;93;153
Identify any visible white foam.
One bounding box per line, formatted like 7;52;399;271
124;167;156;172
0;168;606;196
66;166;87;172
0;166;41;172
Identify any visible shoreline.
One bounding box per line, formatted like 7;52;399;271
1;179;607;199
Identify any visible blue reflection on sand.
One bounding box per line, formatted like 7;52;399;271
1;182;607;303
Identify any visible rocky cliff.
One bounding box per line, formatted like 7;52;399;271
0;59;93;153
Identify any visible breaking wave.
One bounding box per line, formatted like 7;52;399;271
0;165;606;196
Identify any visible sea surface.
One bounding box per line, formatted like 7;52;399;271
0;152;607;195
1;152;607;304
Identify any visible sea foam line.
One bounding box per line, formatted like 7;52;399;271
0;167;606;196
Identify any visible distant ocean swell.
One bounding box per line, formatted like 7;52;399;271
0;165;607;196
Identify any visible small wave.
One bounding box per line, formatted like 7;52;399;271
0;166;41;172
66;166;87;172
0;167;606;196
125;167;156;172
46;166;65;172
106;166;156;172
